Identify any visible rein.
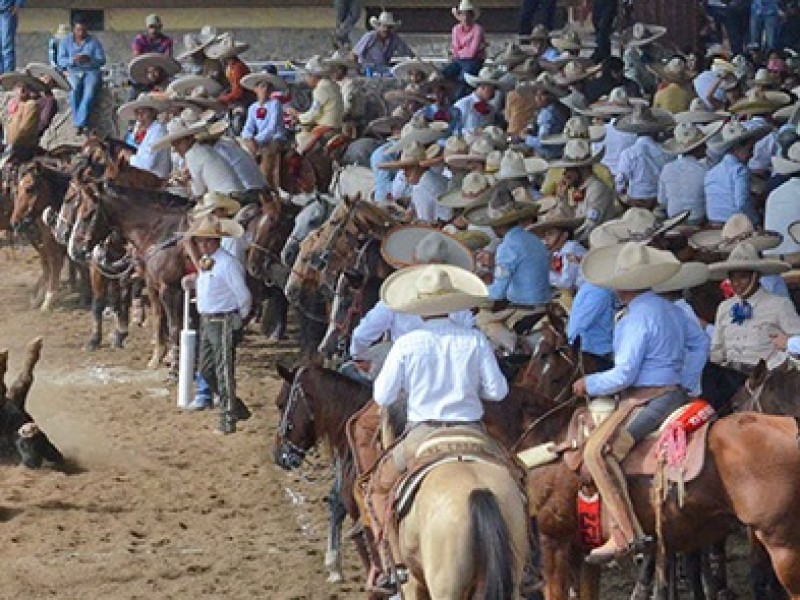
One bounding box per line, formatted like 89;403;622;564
278;367;315;459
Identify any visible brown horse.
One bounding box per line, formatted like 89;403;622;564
79;136;165;189
68;181;190;372
276;146;334;195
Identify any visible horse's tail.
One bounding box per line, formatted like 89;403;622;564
469;488;515;600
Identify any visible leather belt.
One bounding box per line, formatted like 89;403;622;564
201;311;237;320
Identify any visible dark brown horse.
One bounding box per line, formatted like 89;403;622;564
80;136;164;190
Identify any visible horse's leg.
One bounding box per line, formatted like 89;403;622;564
324;456;347;583
752;539;791;600
684;551;706;600
7;336;43;409
161;284;182;379
541;536;572;600
147;283;167;369
630;552;655;600
86;265;105;351
41;234;64;311
707;539;734;599
579;563;601;600
111;279;130;349
30;249;46;308
267;286;288;341
401;576;428;600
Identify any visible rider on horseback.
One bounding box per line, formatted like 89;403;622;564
572;241;689;564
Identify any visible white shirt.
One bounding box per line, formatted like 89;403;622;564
196;247;252;318
657;154;709;222
213;138;267;191
693;70;726;109
764;178;800;257
411;170;452;223
391;169;412;200
598;120;637;176
616;135;672;200
373;317;508;422
184;143;244;198
222;235;249;265
748;128;776;172
129;121;171;179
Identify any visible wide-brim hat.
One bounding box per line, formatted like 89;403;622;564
613;104;675;134
451;229;491;251
689;213;782;253
546;139;604;169
128;52;181;85
463;186;539;227
185;215;244;239
325;50;359;70
370;11;401;29
652;262;709;293
453;0;480;17
437;171;496;208
191;191;242;219
117;93;170;121
582;88;647;118
494;43;532;69
497;150;538;179
391;58;437;80
728;90;791;116
708;241;790;278
747;67;779;88
773;102;800;125
674;106;730;124
167;75;222;97
25;62;70;91
788;221;800;245
384;85;429;105
366;115;407;137
540;123;605;146
591;209;689;246
151;115;209;151
647;58;692;84
582;241;680;291
444;137;494;170
0;71;47;94
388;120;449;153
550;29;595;52
381;264;487;316
523;72;568;97
617;23;667;47
528;197;583;233
378;141;440;169
707;121;772;154
465;67;506;89
205;33;250;60
176;26;219;61
772;142;800;175
381;225;475;270
662;120;723;154
240;72;287;92
553;61;601;86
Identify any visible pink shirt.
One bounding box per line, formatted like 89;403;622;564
451;23;485;60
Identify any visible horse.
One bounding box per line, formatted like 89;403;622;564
79;136;164;190
516;330;800;599
280;193;338;269
0;337;64;469
329;164;374;202
273;362;544;593
68;181;190;372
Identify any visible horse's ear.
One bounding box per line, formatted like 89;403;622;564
276;363;296;382
751;359;769;387
572;335;582;354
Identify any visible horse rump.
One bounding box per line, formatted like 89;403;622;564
469;488;515;600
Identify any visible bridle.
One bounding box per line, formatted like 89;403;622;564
277;367;315;460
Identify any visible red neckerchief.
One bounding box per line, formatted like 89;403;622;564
433;108;449;121
474;100;490;115
134;125;148;145
551;254;563;274
255;105;267;119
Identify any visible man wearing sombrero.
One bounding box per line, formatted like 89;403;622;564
352;11;414;74
206;33;254;135
286;56;344;155
573;241;689;563
1;72;45;162
765;141;800;262
240;71;288;187
127;51;180;101
651;56;694;114
116;93;171;179
522;72;569;159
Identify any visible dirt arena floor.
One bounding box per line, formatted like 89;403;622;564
0;246;755;599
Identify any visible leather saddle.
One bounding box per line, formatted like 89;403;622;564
277;149;317;194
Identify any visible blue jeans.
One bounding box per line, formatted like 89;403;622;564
67;69;102;128
750;11;780;50
194;372;212;402
0;10;17;73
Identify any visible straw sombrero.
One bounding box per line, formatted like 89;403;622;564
494;43;532;69
300;55;331;77
442;135;470;158
546;138;604;169
652;262;709;293
581;241;680;291
366;115;407;137
167;75;222;97
176;25;219;61
325;50;359;71
497;150;535;180
590;208;689;246
707;120;772;154
465;66;506;89
617;23;667;47
384;84;429;105
205;33;250;61
381;225;475;270
185;214;244;239
524;72;568;97
25;62;70;91
554;60;601;86
0;71;47;93
391;58;436;81
191;191;242;219
551;29;595;52
128;52;181;85
528;197;582;233
710;58;741;91
708;241;790;278
389;117;449;152
445;137;494;170
662;121;723;154
613;103;675;134
241;72;287;91
647;57;692;84
748;67;779;89
380;264;487;316
481;126;508;151
117;93;170;122
437;171;496;208
378;141;436;169
772;141;800;176
540;115;605;146
674;98;730;124
151;112;210;151
689;213;782;253
463;186;539;227
728;89;791;116
582;86;646;118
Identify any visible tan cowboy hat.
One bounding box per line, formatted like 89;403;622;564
128;52;181;85
300;55;331;77
772;141;800;176
523;72;568;97
613;103;675;134
582;86;646;118
494;43;532;69
773;102;800;125
384;83;429;105
689;213;782;253
325;50;359;71
547;138;604;169
453;0;480;17
707;120;772;154
438;171;496;209
464;66;506;89
652;262;710;293
117;93;170;121
442;135;469;158
528;197;583;233
647;57;692;84
389;117;449;152
151;111;210;151
167;75;222;97
484;150;502;174
497;150;534;180
176;26;219;61
378;141;435;169
748;67;779;89
662;121;723;154
590;208;689;246
708;241;790;278
391;58;437;81
729;89;791;116
192;191;242;219
463;186;539;227
444;137;494;170
551;29;595;52
370;10;401;29
675;98;730;124
582;241;680;291
0;71;47;93
452;229;491;251
25;62;71;91
540;115;605;146
205;33;250;61
617;22;667;47
381;225;475;270
554;60;601;86
381;264;487;316
185;214;244;239
481;126;508;151
366;115;407;137
241;72;287;91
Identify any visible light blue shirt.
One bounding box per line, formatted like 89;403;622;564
585;291;685;396
616;135;672;200
453;92;498;133
242;99;286;144
129;121;170;179
525;103;567;159
57;34;106;72
760;274;790;298
671;300;710;397
567;282;615;357
488;225;551;305
371;140;397;203
704;153;758;225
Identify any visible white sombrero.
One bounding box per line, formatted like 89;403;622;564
378;141;439;169
381;264;487;316
540;115;605;146
616;23;667;47
613;103;675;134
590;208;689;246
167;75;222;97
551;29;595;52
524;71;568;97
582;86;647;118
708;241;790;278
528;196;583;233
185;214;244;239
191;191;242;219
497;150;536;180
437;171;496;208
240;72;287;91
117;93;170;121
772;141;800;176
381;225;475;270
205;33;250;61
128;52;181;85
652;262;710;293
689;213;782;253
391;58;437;81
325;50;359;70
25;62;71;91
151;111;211;151
445;137;495;170
465;66;506;89
176;26;219;61
553;60;601;86
707;120;772;154
547;138;604;169
662;121;723;154
370;10;401;29
300;55;332;77
728;89;791;116
389;117;449;153
648;57;692;84
674;98;730;124
463;186;539;227
581;241;680;291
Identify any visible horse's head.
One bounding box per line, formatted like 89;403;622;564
318;271;365;358
525;304;577;398
273;364;317;470
10;163;43;232
280;195;332;267
80;138;110;179
730;360;769;413
245;199;282;281
67;183;106;263
284;228;324;306
52;178;83;245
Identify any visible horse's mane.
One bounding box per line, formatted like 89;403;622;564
103;182;191;210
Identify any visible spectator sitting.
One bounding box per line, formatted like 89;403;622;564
132;14;174;57
240;71;288;189
57;18;106;136
127;52;181;100
353;11;414;74
205;33;254;135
